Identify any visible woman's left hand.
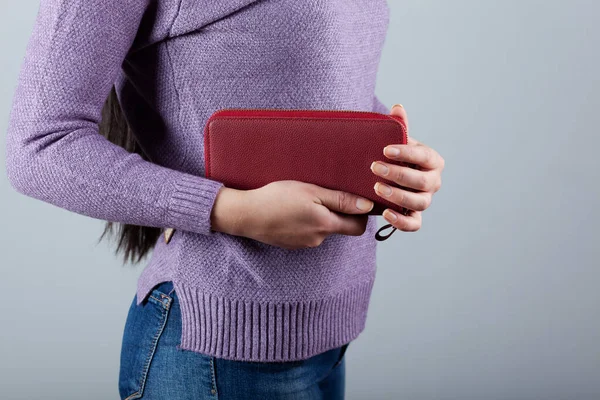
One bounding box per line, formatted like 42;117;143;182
370;104;445;232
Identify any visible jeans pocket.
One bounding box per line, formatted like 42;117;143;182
332;343;349;370
118;284;173;400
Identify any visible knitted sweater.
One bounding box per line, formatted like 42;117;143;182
5;0;392;362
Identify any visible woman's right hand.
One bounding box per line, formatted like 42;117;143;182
210;181;375;249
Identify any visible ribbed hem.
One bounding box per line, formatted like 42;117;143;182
174;279;375;362
166;174;224;236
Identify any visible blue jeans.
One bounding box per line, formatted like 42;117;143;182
119;282;349;400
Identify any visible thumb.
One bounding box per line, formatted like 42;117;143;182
390;103;409;133
314;187;374;214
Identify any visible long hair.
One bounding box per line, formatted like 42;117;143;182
97;86;161;265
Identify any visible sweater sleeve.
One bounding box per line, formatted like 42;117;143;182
373;95;390;114
4;0;225;236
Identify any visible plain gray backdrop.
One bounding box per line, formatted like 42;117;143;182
1;1;599;399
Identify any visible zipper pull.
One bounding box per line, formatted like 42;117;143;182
375;224;396;241
375;207;410;241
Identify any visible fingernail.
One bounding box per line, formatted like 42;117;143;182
383;209;398;222
384;146;400;157
374;182;393;197
392;104;404;109
356;197;374;211
370;161;389;176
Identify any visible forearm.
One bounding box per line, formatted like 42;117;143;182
210;187;251;237
5;0;223;236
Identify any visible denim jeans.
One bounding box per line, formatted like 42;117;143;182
119;281;349;400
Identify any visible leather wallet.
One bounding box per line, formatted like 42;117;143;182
203;108;408;241
163;108;408;244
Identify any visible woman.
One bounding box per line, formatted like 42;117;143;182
5;0;444;399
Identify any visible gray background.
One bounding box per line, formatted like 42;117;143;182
1;1;598;399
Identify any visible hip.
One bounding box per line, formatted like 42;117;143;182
119;281;349;400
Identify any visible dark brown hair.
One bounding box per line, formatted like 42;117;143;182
97;86;161;265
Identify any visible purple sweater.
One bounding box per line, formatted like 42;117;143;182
6;0;391;362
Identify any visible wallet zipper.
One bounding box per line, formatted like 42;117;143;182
208;108;408;142
216;107;384;114
211;107;399;120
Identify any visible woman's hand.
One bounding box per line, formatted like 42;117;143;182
370;104;445;232
210;181;375;249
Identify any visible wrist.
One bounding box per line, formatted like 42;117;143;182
210;186;250;236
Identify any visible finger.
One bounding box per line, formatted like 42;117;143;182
383;143;442;171
407;136;421;146
382;209;422;232
371;161;440;192
313;186;375;214
327;213;369;236
390;104;409;133
373;182;432;211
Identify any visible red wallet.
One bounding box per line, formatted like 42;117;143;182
203;108;409;241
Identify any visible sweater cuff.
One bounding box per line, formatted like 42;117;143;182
166;174;225;236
